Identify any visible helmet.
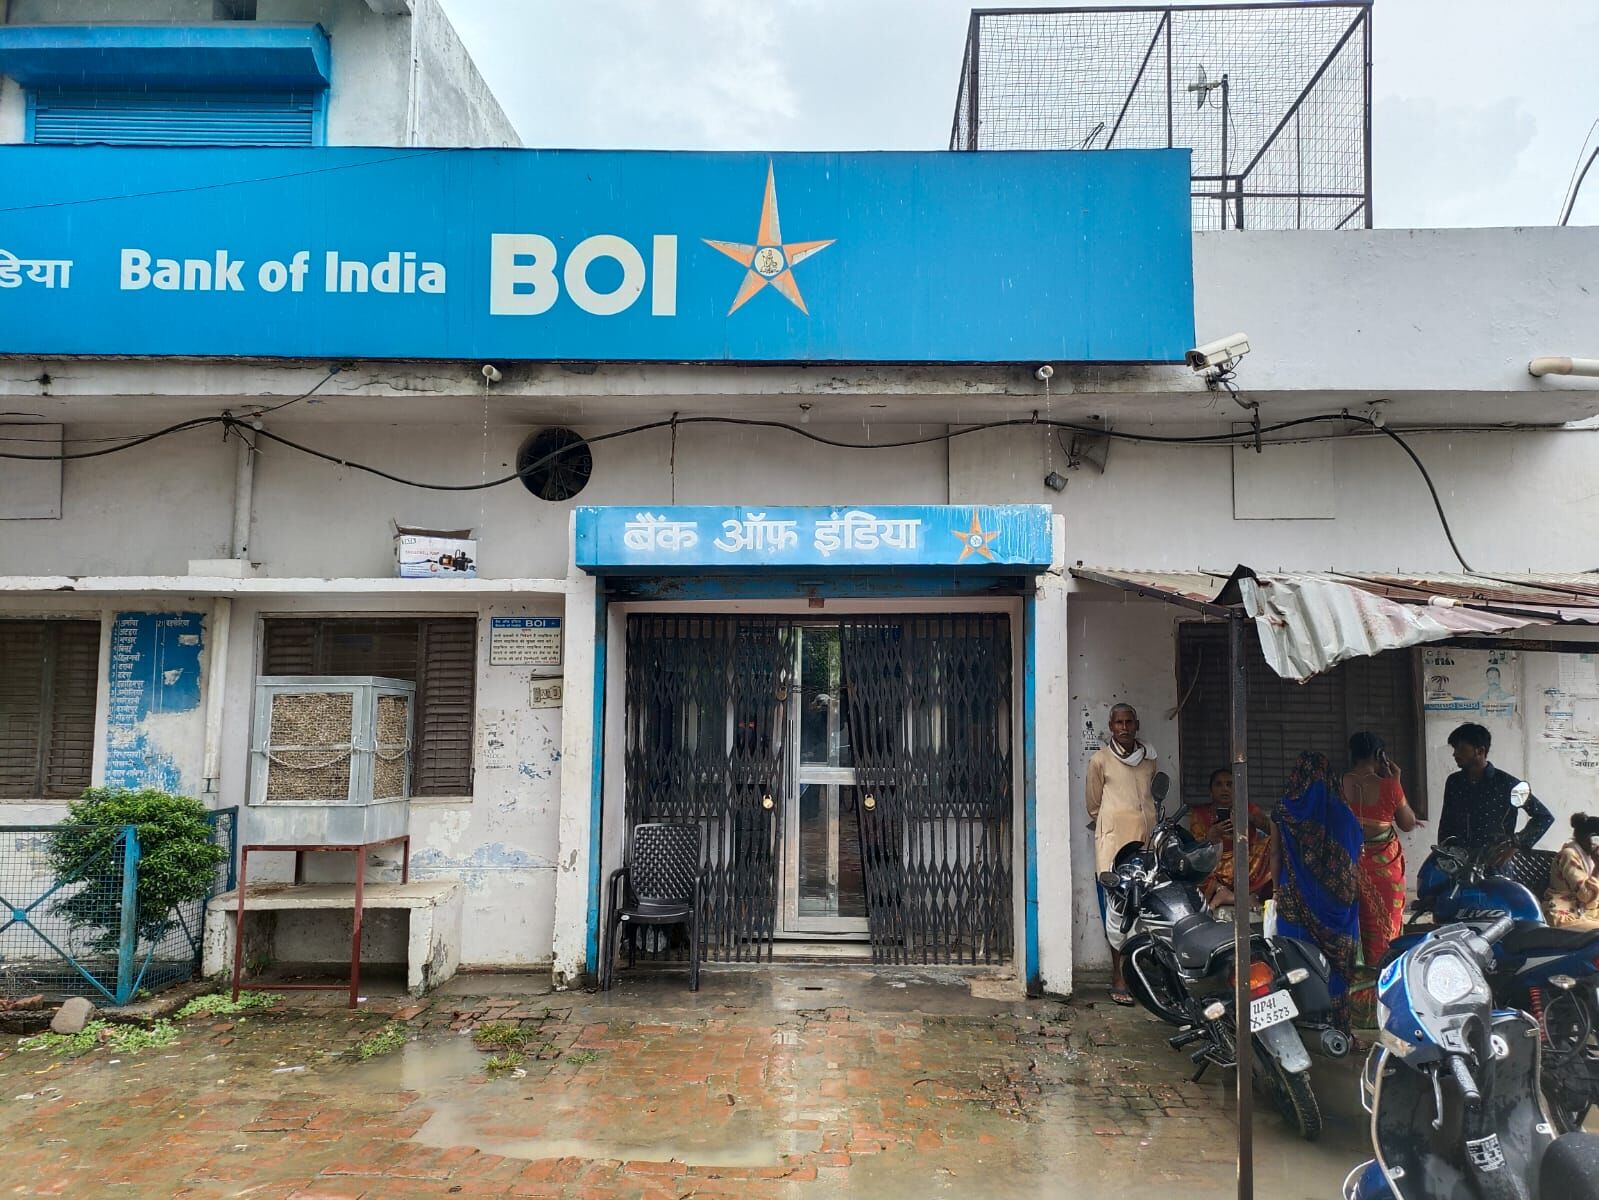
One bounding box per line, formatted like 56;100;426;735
1159;833;1219;880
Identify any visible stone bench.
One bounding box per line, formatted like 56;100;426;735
204;880;462;997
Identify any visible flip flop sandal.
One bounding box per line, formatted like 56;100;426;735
1110;988;1136;1007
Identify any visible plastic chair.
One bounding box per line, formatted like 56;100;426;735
600;822;704;992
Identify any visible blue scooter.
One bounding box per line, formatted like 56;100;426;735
1346;914;1599;1200
1388;783;1599;1132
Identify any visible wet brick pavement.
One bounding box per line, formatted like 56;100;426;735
0;968;1369;1198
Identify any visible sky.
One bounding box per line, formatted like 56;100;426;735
438;0;1599;230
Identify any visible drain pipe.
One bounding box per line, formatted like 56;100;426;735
231;415;261;561
202;598;231;797
1529;356;1599;378
203;416;259;798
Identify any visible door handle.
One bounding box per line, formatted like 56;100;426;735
863;794;876;811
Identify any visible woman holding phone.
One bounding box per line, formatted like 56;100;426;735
1341;732;1420;965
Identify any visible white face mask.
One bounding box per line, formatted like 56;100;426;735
1588;834;1599;854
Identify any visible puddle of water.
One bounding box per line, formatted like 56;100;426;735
345;1034;488;1092
411;1102;781;1166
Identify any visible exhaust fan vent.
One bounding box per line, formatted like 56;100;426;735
517;427;593;501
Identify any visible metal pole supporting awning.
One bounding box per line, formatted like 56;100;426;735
1067;564;1599;1200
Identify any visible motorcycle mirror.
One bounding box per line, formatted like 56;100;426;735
1152;772;1171;803
1097;871;1120;889
1510;782;1530;809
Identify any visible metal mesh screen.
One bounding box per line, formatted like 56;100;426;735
264;692;354;802
0;808;236;1003
951;3;1372;230
372;694;411;801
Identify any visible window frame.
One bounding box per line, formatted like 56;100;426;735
257;614;478;799
0;618;102;801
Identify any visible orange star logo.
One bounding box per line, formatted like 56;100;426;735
953;512;1000;563
704;161;835;316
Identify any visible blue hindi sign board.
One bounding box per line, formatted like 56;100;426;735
574;505;1054;572
0;147;1193;363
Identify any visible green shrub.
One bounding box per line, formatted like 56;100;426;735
47;788;227;954
355;1023;408;1060
18;1019;177;1056
175;991;283;1020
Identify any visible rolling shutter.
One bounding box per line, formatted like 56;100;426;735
31;90;319;147
0;620;101;799
261;617;476;797
1176;623;1423;814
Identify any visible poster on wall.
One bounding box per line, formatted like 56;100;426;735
1422;647;1520;717
104;611;204;792
1540;652;1599;770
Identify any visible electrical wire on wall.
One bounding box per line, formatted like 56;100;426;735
0;402;1476;572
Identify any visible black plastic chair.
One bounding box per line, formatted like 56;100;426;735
600;822;704;991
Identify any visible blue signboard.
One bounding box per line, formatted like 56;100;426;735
104;611;204;792
0;147;1193;363
574;505;1054;572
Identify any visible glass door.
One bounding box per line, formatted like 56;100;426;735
780;624;869;937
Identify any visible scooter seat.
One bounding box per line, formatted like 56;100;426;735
1501;923;1599;956
1171;912;1238;972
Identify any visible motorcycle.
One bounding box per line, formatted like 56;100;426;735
1099;772;1345;1141
1389;782;1599;1133
1345;913;1599;1200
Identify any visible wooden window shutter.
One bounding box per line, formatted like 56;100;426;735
261;619;320;675
43;622;101;798
0;622;48;797
261;616;476;798
0;620;100;799
415;619;476;796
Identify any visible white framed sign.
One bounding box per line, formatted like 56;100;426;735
490;616;562;667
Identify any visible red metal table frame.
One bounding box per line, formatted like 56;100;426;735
229;836;410;1009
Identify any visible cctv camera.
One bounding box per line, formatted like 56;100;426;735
1185;333;1250;372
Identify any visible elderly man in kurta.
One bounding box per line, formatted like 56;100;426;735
1085;703;1159;1006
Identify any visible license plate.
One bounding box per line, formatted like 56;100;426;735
1250;989;1299;1032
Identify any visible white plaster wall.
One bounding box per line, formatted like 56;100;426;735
950;429;1599;576
1064;594;1186;974
1195;227;1599;400
0;419;948;581
21;417;1599;583
410;0;516;148
259;0;410;147
213;593;565;967
0;424;234;576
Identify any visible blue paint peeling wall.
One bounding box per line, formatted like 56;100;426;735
103;611;204;792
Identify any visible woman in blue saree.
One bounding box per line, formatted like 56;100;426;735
1271;750;1363;1032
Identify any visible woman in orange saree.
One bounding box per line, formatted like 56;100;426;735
1341;732;1419;966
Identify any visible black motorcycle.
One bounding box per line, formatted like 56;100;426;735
1098;773;1344;1141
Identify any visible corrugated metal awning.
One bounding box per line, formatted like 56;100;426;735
1069;565;1599;681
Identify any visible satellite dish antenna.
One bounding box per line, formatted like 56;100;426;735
1187;63;1224;109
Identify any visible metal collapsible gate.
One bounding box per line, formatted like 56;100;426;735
622;613;1013;966
624;616;793;961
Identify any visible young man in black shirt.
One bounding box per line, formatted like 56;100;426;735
1437;722;1554;851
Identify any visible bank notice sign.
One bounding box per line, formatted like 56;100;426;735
491;617;562;667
